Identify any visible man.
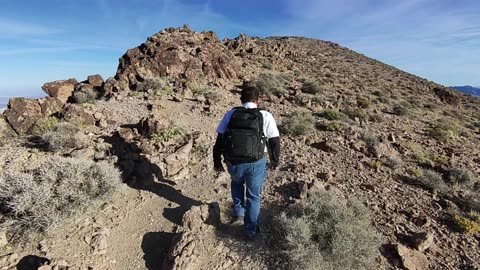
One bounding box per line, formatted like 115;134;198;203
213;86;280;240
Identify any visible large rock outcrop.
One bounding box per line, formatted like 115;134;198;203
115;25;239;90
41;78;78;104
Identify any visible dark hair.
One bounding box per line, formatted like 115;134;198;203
240;86;259;103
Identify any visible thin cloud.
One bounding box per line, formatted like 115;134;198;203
0;19;61;36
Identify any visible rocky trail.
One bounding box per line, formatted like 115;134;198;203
1;25;479;270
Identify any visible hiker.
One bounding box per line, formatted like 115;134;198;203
213;86;280;240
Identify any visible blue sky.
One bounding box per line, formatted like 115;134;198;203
0;0;479;97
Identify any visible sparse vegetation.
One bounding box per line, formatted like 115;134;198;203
446;169;472;186
301;81;323;94
0;156;121;232
317;109;343;120
152;125;187;142
283;110;315;136
278;191;380;270
417;169;446;192
453;215;480;235
251;73;287;97
41;122;89;152
31;116;60;135
429;118;462;143
343;107;368;121
392;104;409;116
356;96;371;109
361;132;378;156
73;89;98;104
370;160;382;171
136;77;173;95
316;121;346;132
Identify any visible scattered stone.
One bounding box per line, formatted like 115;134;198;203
395;244;429;270
164;140;193;177
91;227;110;255
411;232;434;252
87;74;104;88
0;230;7;248
118;128;136;142
3;98;42;134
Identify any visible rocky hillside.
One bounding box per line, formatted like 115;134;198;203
1;25;479;270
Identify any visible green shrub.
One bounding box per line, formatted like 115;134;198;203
429;118;462;143
453;215;480;235
31;117;60;135
301;81;323;94
284;111;315;136
278;191;380;270
316;121;346;132
317;109;343;121
251;73;287;97
0;156;121;232
41;123;89;152
136;77;173;94
417;169;446;192
392;104;409;116
343;107;368;121
356;96;371;109
446;169;472;186
151;125;186;143
73;89;98;104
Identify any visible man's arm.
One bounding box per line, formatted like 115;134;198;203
268;137;280;169
213;133;225;171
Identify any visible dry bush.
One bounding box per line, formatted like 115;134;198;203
251;73;287;97
392;104;409;116
277;191;380;270
0;156;121;232
356;96;372;109
417;169;446;192
73;89;98;104
301;81;323;94
446;169;472;186
453;215;480;235
316;121;346;132
429;118;462;143
317;109;343;121
136;77;173;95
31;116;60;135
151;125;186;143
41;123;89;152
343;107;368;121
283;111;315;136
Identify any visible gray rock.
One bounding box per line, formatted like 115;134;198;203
395;244;429;270
412;232;434;252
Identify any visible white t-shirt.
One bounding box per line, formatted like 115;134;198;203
216;102;280;139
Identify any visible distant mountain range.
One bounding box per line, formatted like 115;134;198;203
450;85;480;97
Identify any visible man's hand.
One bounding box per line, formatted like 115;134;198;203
268;162;278;171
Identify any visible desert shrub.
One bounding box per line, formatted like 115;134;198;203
457;193;480;213
251;73;287;97
453;215;480;235
429;118;462;143
73;89;98;104
392;104;409;116
316;121;346;132
370;160;382;171
445;169;472;186
408;143;447;168
0;156;121;232
189;85;223;102
383;155;403;170
278;191;380;270
151;125;186;143
356;96;371;109
343;107;368;121
362;132;378;155
283;111;315;136
368;113;383;123
301;81;323;94
317;109;343;121
31;117;60;135
136;77;173;94
41;123;89;152
417;169;446;192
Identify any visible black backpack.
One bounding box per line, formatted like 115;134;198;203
223;107;266;164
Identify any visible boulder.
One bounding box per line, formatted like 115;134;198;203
37;97;63;116
411;232;434;252
62;105;95;126
395;244;429;270
139;114;170;136
87;74;104;88
0;117;16;145
116;26;239;89
3;98;42;134
41;78;78;103
164;140;193;177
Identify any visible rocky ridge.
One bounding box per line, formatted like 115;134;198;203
0;25;479;270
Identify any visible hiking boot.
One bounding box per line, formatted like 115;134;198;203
230;216;244;226
245;226;261;241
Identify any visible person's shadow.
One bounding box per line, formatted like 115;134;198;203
104;131;202;224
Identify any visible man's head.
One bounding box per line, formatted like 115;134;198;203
240;86;260;104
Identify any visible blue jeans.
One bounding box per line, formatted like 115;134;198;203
227;157;267;237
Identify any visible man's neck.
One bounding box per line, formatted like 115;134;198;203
242;102;258;108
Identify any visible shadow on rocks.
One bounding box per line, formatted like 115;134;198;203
141;231;176;270
16;255;50;270
103;132;202;225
